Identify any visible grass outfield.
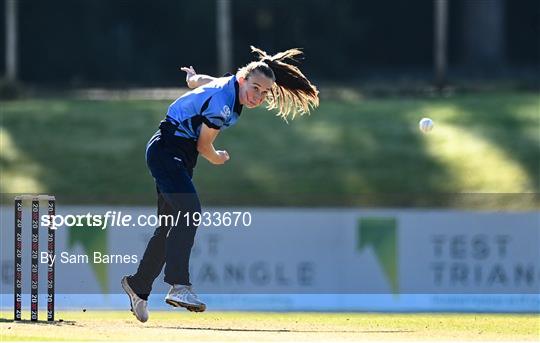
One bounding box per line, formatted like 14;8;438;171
1;91;538;207
1;311;538;341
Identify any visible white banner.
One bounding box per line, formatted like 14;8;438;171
1;206;538;312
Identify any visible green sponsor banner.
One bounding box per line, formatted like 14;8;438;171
68;220;109;293
358;217;398;293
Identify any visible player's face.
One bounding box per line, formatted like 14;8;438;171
239;72;274;108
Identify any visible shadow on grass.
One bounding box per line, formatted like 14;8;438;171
0;99;160;204
1;94;538;208
451;95;539;190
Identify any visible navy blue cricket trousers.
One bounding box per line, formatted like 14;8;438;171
128;131;201;298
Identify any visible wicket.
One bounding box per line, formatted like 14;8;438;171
14;195;56;322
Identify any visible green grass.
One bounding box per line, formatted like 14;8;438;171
1;310;538;341
1;92;538;207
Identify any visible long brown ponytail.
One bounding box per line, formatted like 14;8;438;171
238;46;319;119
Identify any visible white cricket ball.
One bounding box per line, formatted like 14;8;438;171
419;117;434;133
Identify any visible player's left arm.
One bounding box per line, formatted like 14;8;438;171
197;123;230;165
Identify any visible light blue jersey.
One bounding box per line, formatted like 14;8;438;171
165;75;243;140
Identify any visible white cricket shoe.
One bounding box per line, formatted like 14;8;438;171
165;284;206;312
121;276;149;323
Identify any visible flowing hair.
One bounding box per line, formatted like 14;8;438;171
237;46;319;120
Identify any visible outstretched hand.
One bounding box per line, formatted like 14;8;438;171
180;66;197;87
181;66;196;77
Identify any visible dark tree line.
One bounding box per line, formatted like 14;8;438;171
1;0;537;86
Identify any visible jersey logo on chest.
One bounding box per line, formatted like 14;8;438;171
221;105;231;121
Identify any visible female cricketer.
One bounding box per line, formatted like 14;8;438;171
121;46;319;322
